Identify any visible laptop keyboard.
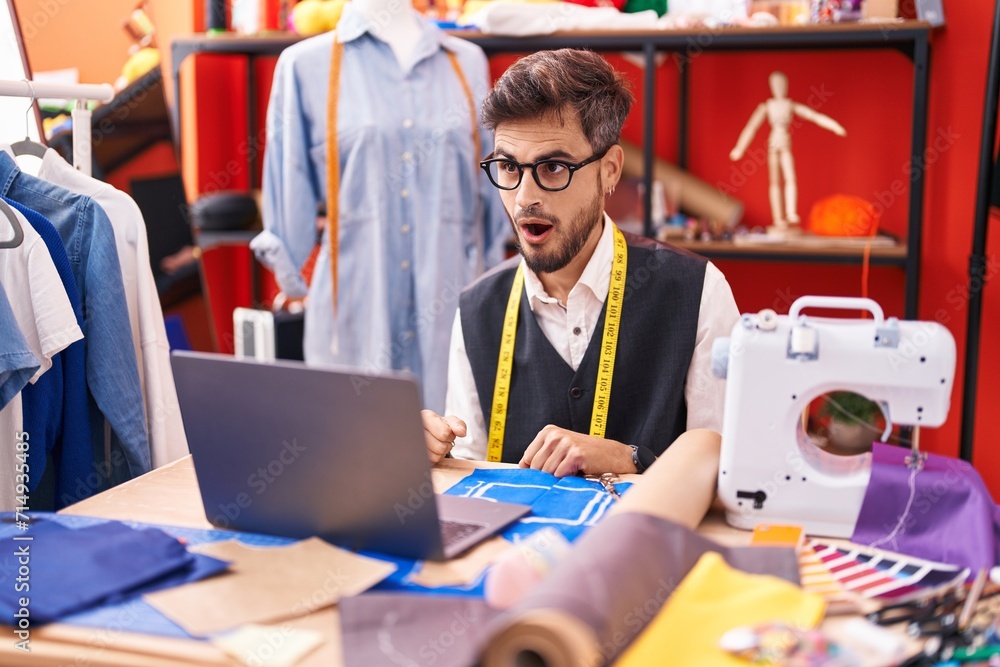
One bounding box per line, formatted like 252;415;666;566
440;519;486;548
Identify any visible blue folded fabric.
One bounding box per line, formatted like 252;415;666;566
370;469;633;596
444;468;631;542
0;518;196;624
109;553;231;602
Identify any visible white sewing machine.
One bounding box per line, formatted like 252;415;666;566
712;296;956;538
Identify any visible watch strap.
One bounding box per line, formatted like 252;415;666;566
630;445;656;473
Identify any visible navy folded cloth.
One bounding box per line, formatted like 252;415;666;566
0;518;194;624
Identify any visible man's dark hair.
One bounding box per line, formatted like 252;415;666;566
481;49;634;153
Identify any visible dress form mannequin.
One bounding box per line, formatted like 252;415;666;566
352;0;424;69
257;0;508;413
729;71;846;237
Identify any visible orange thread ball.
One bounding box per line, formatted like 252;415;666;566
807;195;880;237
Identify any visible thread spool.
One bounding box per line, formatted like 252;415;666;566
206;0;227;32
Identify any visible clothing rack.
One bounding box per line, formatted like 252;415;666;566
0;78;115;177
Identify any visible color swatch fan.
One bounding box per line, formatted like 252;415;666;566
808;540;969;603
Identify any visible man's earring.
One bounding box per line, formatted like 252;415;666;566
607;186;615;197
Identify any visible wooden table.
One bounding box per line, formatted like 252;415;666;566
6;458;622;666
2;458;910;666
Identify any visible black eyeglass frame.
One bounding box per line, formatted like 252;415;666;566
479;147;610;192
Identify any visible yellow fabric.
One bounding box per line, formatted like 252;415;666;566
292;0;347;36
121;47;160;86
459;0;558;23
615;552;826;667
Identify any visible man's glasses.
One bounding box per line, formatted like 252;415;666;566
479;148;609;192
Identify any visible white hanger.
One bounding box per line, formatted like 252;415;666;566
8;79;47;160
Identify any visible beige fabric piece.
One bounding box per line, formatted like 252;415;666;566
408;536;512;588
144;538;396;636
212;624;325;667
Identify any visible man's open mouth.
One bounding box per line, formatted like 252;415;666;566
520;221;554;241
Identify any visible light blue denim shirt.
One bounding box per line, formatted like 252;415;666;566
258;5;509;412
0;152;150;481
0;280;39;410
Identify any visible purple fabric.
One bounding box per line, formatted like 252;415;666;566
851;443;1000;575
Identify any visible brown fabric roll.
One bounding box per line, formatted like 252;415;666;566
480;512;799;667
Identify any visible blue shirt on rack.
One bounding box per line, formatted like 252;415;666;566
0;281;39;410
0;152;149;485
259;4;509;412
4;197;93;507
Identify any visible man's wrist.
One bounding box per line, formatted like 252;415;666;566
620;443;638;474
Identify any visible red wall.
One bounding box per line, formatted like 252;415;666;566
600;10;999;493
713;4;1000;486
707;8;1000;489
182;4;1000;491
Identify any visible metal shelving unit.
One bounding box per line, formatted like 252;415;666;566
170;21;931;317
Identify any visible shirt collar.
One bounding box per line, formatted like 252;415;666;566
522;213;615;309
335;3;447;64
0;151;19;198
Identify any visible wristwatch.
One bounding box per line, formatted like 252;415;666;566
629;445;657;473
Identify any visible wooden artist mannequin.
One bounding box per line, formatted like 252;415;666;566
729;71;846;237
353;0;424;69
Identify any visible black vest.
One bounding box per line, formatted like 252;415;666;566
460;232;708;463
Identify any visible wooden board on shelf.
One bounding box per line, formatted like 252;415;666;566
669;235;907;261
732;233;900;248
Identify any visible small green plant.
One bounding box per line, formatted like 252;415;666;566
820;391;881;425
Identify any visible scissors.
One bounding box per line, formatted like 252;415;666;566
885;570;996;666
583;472;621;500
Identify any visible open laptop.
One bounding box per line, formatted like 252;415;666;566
170;351;529;561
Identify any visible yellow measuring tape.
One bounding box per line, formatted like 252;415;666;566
326;40;343;315
486;223;628;462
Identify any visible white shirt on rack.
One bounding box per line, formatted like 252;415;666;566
448;215;740;460
37;149;189;468
0;206;83;510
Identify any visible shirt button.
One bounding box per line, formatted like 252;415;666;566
401;224;411;234
572;326;582;336
403;119;413;128
401;260;410;270
569;387;583;399
400;189;410;199
402;152;413;162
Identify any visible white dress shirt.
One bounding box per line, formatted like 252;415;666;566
37;148;190;468
447;215;740;460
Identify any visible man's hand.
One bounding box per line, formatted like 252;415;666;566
519;425;637;477
421;409;467;464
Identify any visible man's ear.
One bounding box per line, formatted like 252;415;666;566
603;144;625;190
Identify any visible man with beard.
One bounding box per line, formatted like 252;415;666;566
421;49;739;477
